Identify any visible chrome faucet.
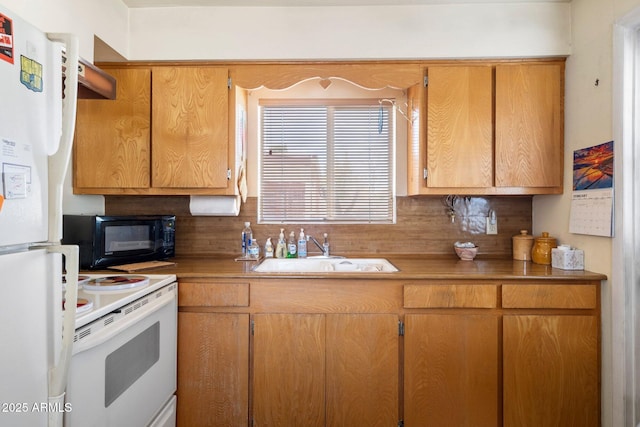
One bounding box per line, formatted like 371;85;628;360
307;233;330;257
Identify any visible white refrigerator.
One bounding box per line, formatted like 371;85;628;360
0;5;80;427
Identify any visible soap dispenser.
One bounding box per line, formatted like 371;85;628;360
275;229;286;258
298;228;307;258
264;237;274;258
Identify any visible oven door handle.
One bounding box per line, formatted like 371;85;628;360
72;289;176;355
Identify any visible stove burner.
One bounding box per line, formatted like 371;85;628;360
63;297;93;315
83;275;150;292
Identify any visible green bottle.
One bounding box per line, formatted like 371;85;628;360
286;231;297;258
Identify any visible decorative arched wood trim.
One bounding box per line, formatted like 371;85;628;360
230;62;423;90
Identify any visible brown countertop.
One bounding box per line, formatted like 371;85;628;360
119;255;607;281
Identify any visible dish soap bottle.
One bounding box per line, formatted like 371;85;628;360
275;229;286;258
297;228;307;258
287;231;297;258
264;237;274;258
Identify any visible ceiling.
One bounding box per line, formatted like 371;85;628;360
122;0;567;8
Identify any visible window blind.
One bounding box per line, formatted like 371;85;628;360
259;100;394;223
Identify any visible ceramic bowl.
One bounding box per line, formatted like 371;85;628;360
454;245;478;261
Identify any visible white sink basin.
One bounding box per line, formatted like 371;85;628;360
253;257;399;273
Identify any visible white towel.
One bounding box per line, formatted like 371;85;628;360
189;195;241;216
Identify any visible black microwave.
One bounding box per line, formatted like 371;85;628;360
62;215;176;270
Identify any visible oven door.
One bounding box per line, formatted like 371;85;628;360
64;285;177;427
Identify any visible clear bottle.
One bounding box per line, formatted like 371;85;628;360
275;228;286;258
241;222;252;257
248;238;260;259
287;231;297;258
297;228;307;258
264;237;274;258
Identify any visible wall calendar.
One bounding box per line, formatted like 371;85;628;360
569;141;614;237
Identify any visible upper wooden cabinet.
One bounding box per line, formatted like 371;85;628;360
74;65;245;195
74;68;151;190
426;66;493;189
495;63;564;189
152;67;229;189
75;59;562;196
408;60;565;195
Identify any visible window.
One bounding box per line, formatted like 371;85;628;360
259;99;395;224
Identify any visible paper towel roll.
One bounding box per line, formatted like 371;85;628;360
189;195;241;216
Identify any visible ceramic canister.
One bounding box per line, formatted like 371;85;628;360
512;229;534;261
531;231;557;265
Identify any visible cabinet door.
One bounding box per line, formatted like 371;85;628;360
503;315;598;427
495;63;563;189
74;68;151;190
177;312;249;427
404;314;499;427
426;66;493;188
252;314;325;427
326;314;399;427
152;67;229;189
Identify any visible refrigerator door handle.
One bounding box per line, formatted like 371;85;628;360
45;244;78;427
46;33;79;244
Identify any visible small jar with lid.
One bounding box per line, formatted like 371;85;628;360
512;230;534;261
531;232;557;265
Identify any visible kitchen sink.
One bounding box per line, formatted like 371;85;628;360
252;257;399;273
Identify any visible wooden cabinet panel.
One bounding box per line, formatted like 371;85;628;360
326;314;399;427
75;68;151;189
177;312;249;427
502;283;597;309
252;313;399;427
404;314;499;427
426;66;493;188
152;67;229;189
178;281;249;307
408;59;564;195
503;315;599;427
495;63;564;189
250;279;402;313
404;283;497;308
173;275;599;427
252;314;325;427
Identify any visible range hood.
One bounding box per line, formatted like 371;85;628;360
63;55;116;100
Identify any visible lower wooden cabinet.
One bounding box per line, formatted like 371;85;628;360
252;313;399;427
176;278;600;427
252;314;325;427
325;314;399;427
503;314;599;427
404;314;499;427
177;312;249;427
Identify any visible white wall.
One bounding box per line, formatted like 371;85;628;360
533;1;640;426
128;3;571;60
0;0;129;60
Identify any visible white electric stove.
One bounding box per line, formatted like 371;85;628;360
62;273;178;427
65;273;177;328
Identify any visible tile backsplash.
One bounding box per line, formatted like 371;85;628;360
106;195;532;257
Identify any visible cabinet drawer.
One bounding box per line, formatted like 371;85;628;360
178;281;249;307
404;283;497;308
502;284;596;309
